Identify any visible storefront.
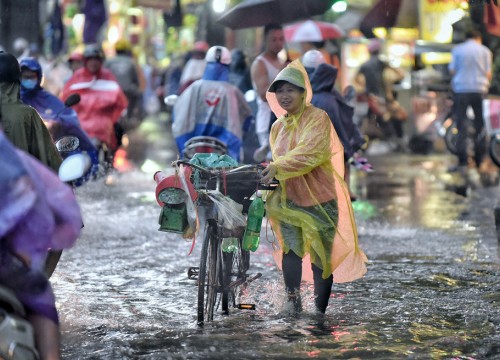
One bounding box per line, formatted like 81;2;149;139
62;0;211;67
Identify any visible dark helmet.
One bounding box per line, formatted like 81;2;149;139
19;57;42;78
0;52;21;83
83;44;105;60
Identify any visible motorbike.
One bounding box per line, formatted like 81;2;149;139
164;94;229;160
43;94;100;185
0;286;38;359
89;137;115;178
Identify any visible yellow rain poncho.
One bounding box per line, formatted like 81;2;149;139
265;60;367;283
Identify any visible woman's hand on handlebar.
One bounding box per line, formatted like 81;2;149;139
261;163;277;184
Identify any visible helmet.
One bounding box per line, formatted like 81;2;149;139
19;57;42;78
302;50;325;70
368;39;382;54
205;46;231;65
193;41;209;53
83;44;105;60
0;52;21;83
68;50;84;62
12;37;29;58
115;39;131;53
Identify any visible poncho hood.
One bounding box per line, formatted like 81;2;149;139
309;63;338;93
266;59;312;119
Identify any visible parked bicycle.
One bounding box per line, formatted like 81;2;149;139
155;155;276;326
436;95;500;168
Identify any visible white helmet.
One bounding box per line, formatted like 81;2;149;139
205;46;231;65
302;50;325;69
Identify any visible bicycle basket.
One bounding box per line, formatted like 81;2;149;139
194;169;261;213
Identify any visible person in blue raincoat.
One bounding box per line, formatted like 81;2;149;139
19;56;99;182
20;57;80;126
172;46;253;162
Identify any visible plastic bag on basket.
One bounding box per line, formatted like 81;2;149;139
206;190;246;230
177;164;198;237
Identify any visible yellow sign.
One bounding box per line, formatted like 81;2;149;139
419;0;461;43
347;0;375;7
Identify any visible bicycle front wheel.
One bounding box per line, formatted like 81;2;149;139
197;220;222;325
444;122;459;155
489;134;500;168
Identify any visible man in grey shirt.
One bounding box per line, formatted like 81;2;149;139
448;30;492;171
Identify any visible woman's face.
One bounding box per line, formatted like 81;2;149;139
275;82;304;115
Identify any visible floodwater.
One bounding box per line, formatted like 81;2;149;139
53;122;500;359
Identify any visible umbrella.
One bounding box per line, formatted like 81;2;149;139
216;0;335;29
334;7;368;34
284;20;345;42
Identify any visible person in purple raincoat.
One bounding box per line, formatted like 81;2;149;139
0;125;82;359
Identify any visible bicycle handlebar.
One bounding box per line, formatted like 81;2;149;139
173;160;264;175
173;160;278;188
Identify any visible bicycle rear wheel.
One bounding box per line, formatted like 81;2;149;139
489;134;500;168
197;220;223;325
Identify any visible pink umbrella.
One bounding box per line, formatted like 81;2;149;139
284;20;345;42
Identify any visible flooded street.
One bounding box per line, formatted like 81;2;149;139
53;117;500;359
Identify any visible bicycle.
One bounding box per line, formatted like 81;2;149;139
172;159;276;326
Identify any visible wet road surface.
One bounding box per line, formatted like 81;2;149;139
53;115;500;359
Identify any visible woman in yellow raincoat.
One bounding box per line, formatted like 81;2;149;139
261;59;367;314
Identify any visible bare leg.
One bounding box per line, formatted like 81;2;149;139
28;314;60;360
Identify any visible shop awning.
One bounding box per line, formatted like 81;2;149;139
359;0;418;38
334;8;368;33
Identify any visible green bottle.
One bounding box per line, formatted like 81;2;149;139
242;192;265;252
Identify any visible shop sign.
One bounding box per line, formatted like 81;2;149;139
419;0;461;43
135;0;175;10
135;0;206;10
347;0;375;7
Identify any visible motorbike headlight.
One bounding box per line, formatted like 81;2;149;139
55;136;80;152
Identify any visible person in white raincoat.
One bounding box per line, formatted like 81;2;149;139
261;59;368;314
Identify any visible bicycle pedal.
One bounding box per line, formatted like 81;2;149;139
187;267;199;280
237;303;256;310
246;273;262;283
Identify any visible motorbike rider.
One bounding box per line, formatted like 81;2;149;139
67;50;84;75
0;128;82;360
0;52;62;171
20;57;99;181
104;39;145;132
20;57;80;126
172;45;253;162
61;44;128;155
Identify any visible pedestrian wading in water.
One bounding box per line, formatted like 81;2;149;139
261;59;368;315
